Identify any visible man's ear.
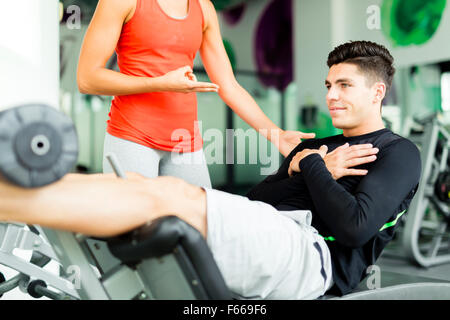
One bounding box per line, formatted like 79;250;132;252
372;82;386;104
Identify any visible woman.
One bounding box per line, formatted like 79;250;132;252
77;0;313;188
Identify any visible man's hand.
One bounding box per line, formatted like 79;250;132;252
323;143;378;180
287;143;379;178
288;145;327;177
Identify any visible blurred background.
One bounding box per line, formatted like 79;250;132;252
1;0;450;300
54;0;450;195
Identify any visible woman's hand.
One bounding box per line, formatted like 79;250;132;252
160;66;220;93
277;130;316;157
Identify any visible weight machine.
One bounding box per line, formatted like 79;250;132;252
401;114;450;267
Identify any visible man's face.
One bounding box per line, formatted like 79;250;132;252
325;63;379;133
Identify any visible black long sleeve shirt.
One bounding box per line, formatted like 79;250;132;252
246;128;421;295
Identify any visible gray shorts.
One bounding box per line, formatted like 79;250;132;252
204;188;334;300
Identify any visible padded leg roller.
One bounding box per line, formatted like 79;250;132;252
107;216;232;300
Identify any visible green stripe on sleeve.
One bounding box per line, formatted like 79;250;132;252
320;210;407;242
379;210;406;232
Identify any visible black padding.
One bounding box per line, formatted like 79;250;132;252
107;216;232;300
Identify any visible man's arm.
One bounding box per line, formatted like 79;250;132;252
299;139;421;247
246;141;377;206
246;142;309;205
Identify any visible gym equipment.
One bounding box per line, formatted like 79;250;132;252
329;282;450;300
0;219;231;300
0;103;78;298
254;0;293;91
1;109;450;300
0;147;230;300
0;0;230;300
2;0;450;302
222;4;246;25
1;146;230;300
0;104;78;188
381;0;447;46
212;0;252;11
435;171;450;203
400;114;450;267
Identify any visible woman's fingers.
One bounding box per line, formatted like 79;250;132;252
187;80;220;92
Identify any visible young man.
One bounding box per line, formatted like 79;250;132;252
246;40;421;296
0;41;420;299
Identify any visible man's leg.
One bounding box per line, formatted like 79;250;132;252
0;173;332;299
146;175;208;237
0;173;207;238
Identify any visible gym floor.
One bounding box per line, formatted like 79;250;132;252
2;241;450;299
356;238;450;291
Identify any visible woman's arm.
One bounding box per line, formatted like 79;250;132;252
77;0;219;96
198;0;314;156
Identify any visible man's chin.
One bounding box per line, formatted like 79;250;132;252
330;118;344;130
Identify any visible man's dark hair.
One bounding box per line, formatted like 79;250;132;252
327;41;395;95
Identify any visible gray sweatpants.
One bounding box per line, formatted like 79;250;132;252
103;132;212;188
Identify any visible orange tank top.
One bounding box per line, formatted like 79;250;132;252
107;0;204;152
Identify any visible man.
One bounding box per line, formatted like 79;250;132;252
0;41;420;299
246;40;421;296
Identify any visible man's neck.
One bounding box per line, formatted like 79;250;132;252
342;119;385;137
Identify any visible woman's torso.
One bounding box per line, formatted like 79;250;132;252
107;0;205;152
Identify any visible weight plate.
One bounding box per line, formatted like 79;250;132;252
0;104;78;188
